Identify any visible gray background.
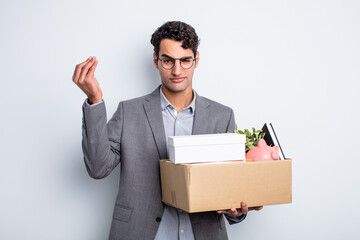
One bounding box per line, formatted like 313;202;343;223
1;0;359;239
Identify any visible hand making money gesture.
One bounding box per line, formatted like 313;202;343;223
72;56;103;104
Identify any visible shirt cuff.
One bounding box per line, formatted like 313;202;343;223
84;98;104;107
224;213;247;225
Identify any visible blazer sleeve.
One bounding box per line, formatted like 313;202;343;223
81;100;123;179
226;109;236;133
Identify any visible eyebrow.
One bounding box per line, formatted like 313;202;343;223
160;54;193;59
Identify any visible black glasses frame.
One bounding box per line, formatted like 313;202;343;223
157;56;196;70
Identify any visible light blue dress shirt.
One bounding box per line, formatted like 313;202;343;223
154;87;196;240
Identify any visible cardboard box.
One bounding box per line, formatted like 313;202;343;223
168;133;246;164
160;159;292;213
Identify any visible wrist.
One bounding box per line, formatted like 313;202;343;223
88;91;103;105
88;97;103;105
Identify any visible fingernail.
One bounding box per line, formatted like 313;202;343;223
242;202;246;207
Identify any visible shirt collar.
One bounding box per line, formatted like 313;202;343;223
160;86;196;113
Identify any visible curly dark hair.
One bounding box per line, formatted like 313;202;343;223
151;21;200;57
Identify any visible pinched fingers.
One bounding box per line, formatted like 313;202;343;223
77;56;97;84
87;56;98;78
72;57;92;84
72;56;102;103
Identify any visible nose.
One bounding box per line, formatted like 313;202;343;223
171;59;181;76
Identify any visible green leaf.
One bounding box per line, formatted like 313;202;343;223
235;126;266;152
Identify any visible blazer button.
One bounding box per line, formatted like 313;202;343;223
156;217;161;222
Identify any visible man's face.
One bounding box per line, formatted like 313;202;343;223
153;39;199;95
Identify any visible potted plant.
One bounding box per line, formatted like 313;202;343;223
233;127;265;152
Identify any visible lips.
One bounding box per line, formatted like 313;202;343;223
170;77;185;83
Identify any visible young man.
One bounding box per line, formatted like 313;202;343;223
73;21;262;240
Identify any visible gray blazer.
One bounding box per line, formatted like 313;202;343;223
82;86;236;240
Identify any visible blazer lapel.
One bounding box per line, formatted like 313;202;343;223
143;87;168;159
192;94;210;135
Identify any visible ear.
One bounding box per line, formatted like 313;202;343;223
153;52;159;69
195;51;200;68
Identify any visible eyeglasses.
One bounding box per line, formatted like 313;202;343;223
158;56;196;70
